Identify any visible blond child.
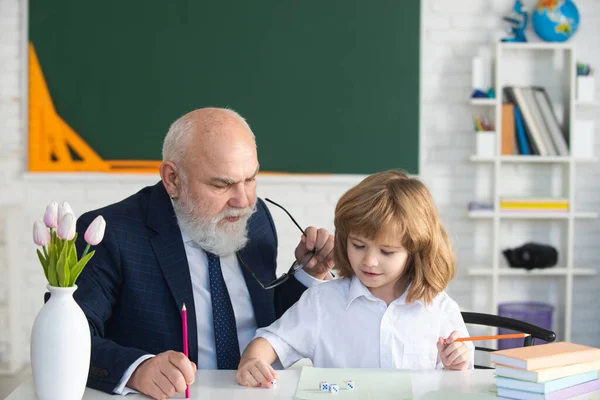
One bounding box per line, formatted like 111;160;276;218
236;170;474;388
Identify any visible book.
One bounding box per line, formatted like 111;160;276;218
495;371;598;394
523;88;557;156
496;379;600;400
491;342;600;371
513;106;531;155
504;87;538;155
500;204;568;210
502;103;516;155
494;359;600;383
512;87;549;156
499;197;568;203
500;202;568;205
500;203;568;208
531;87;569;156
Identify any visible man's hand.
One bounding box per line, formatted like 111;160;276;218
294;226;334;280
437;331;470;371
127;350;196;400
236;357;278;388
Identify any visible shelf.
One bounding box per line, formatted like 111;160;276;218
576;100;599;107
0;363;15;375
499;42;574;51
469;98;496;106
467;211;598;219
468;268;597;276
469;155;597;163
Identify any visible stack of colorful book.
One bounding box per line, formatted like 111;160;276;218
491;342;600;399
499;197;569;213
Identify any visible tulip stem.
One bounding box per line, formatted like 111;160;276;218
82;244;91;258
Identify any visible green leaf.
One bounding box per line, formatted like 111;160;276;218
63;241;72;286
56;241;71;287
47;243;58;287
56;236;64;256
68;241;77;270
36;249;49;280
69;250;95;286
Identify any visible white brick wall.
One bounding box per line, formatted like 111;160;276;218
0;0;599;370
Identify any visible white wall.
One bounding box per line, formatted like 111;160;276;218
0;0;599;371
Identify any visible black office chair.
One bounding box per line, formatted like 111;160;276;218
461;311;557;369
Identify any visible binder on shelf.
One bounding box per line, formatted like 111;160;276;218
532;87;569;156
514;106;531;155
523;88;557;156
504;87;543;155
502;103;516;155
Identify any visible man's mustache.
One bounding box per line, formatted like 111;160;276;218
221;204;256;219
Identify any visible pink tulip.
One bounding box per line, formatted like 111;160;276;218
43;201;58;229
33;220;51;246
56;213;76;240
84;216;106;246
58;201;74;224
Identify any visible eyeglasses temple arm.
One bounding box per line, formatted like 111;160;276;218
265;198;306;235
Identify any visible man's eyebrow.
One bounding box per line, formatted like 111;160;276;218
211;166;260;186
246;166;260;181
210;177;236;185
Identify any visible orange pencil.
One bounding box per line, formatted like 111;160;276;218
455;333;531;342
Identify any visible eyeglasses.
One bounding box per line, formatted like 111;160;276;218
236;198;315;290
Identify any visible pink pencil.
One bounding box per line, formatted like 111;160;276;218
182;303;190;398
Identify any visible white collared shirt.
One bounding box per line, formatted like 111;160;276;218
256;276;474;370
114;232;325;394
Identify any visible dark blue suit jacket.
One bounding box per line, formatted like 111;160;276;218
71;182;308;394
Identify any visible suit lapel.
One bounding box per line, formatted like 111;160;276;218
237;206;276;328
237;250;276;328
147;183;199;364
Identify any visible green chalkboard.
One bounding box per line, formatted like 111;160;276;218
29;1;420;174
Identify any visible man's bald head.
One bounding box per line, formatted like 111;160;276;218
162;107;256;166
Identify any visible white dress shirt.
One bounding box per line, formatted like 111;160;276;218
114;232;325;395
256;276;475;370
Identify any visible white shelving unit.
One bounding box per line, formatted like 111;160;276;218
468;42;597;343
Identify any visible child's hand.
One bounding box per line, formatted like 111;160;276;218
236;357;278;388
437;331;470;371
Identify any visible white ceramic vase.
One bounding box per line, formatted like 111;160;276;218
31;285;91;400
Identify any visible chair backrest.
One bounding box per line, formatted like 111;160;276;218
461;311;557;369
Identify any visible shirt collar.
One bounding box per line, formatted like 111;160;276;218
181;230;193;244
345;275;378;309
345;275;431;311
180;231;206;251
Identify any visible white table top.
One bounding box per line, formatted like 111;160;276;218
7;369;600;399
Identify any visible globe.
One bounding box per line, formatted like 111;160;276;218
531;0;580;42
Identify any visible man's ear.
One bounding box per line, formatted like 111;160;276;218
159;161;181;199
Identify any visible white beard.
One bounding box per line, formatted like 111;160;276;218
173;191;256;256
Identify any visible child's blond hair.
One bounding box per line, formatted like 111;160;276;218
333;169;455;305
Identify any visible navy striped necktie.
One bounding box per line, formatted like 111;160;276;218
206;252;241;369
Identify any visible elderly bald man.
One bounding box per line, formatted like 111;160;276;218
73;108;334;399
